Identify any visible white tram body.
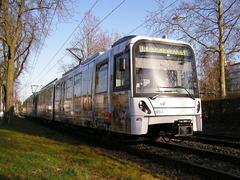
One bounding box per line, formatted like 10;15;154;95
23;36;202;137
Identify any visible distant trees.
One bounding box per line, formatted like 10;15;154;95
0;0;73;122
146;0;240;98
198;49;220;98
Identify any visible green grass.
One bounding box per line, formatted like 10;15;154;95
0;118;165;179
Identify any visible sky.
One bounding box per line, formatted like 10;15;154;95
19;0;176;101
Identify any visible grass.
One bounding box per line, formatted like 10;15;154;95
0;118;166;179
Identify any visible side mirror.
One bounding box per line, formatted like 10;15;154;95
119;58;126;71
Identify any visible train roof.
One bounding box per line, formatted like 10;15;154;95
40;78;57;91
112;35;137;47
57;35;194;80
62;52;104;77
110;35;194;53
130;36;192;46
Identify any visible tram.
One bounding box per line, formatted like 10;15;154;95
23;36;202;137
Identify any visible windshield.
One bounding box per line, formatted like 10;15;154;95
133;41;199;98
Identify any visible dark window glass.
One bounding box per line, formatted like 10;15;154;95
96;61;108;93
114;52;130;90
55;84;61;101
74;73;82;97
65;78;73;99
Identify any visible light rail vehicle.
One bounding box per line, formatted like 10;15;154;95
23;36;202;138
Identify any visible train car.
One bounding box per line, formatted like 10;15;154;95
24;36;202;137
22;94;37;117
37;79;57;120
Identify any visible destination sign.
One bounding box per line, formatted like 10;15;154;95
139;45;189;56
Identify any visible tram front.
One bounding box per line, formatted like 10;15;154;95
130;39;202;137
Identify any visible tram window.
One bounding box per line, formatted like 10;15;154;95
55;84;61;101
96;61;108;93
82;68;89;95
114;52;130;90
74;73;82;97
65;77;73;99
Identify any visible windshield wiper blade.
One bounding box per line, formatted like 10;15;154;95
149;89;175;100
174;86;195;100
149;94;160;100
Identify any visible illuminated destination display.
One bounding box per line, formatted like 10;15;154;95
139;45;189;56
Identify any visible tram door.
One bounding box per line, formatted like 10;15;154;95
94;60;109;129
111;51;131;134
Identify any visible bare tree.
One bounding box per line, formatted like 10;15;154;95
0;0;73;122
146;0;240;98
61;11;122;72
198;47;220;98
74;11;112;59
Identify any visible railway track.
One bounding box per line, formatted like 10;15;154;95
26;118;240;179
145;140;240;166
125;142;240;179
193;132;240;148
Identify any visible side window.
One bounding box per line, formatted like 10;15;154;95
95;61;108;93
114;51;130;90
74;73;82;97
65;78;73;99
82;67;89;95
55;83;60;101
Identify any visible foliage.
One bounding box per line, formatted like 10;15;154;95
146;0;240;98
0;0;73;119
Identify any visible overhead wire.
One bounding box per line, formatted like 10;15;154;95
33;0;100;84
126;0;179;35
72;0;128;54
34;0;127;85
30;5;57;79
28;4;57;87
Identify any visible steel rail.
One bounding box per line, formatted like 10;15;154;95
194;132;240;142
124;145;240;180
145;141;240;166
192;134;240;149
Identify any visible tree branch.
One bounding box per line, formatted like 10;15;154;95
223;0;237;15
191;8;217;24
0;35;7;43
23;6;52;14
15;29;34;79
173;22;219;52
224;15;240;43
15;47;30;79
226;47;240;55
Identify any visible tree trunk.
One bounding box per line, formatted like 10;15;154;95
218;0;226;98
4;48;15;123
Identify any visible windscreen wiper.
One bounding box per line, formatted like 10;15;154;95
149;94;160;100
150;86;195;100
149;87;175;100
174;86;195;100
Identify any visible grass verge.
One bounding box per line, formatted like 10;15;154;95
0;117;165;179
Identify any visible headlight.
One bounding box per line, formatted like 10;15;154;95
196;101;201;113
138;100;151;114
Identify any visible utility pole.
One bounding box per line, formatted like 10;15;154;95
31;85;41;94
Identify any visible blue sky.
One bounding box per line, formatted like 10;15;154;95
20;0;173;100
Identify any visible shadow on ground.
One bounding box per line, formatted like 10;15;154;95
0;116;88;146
